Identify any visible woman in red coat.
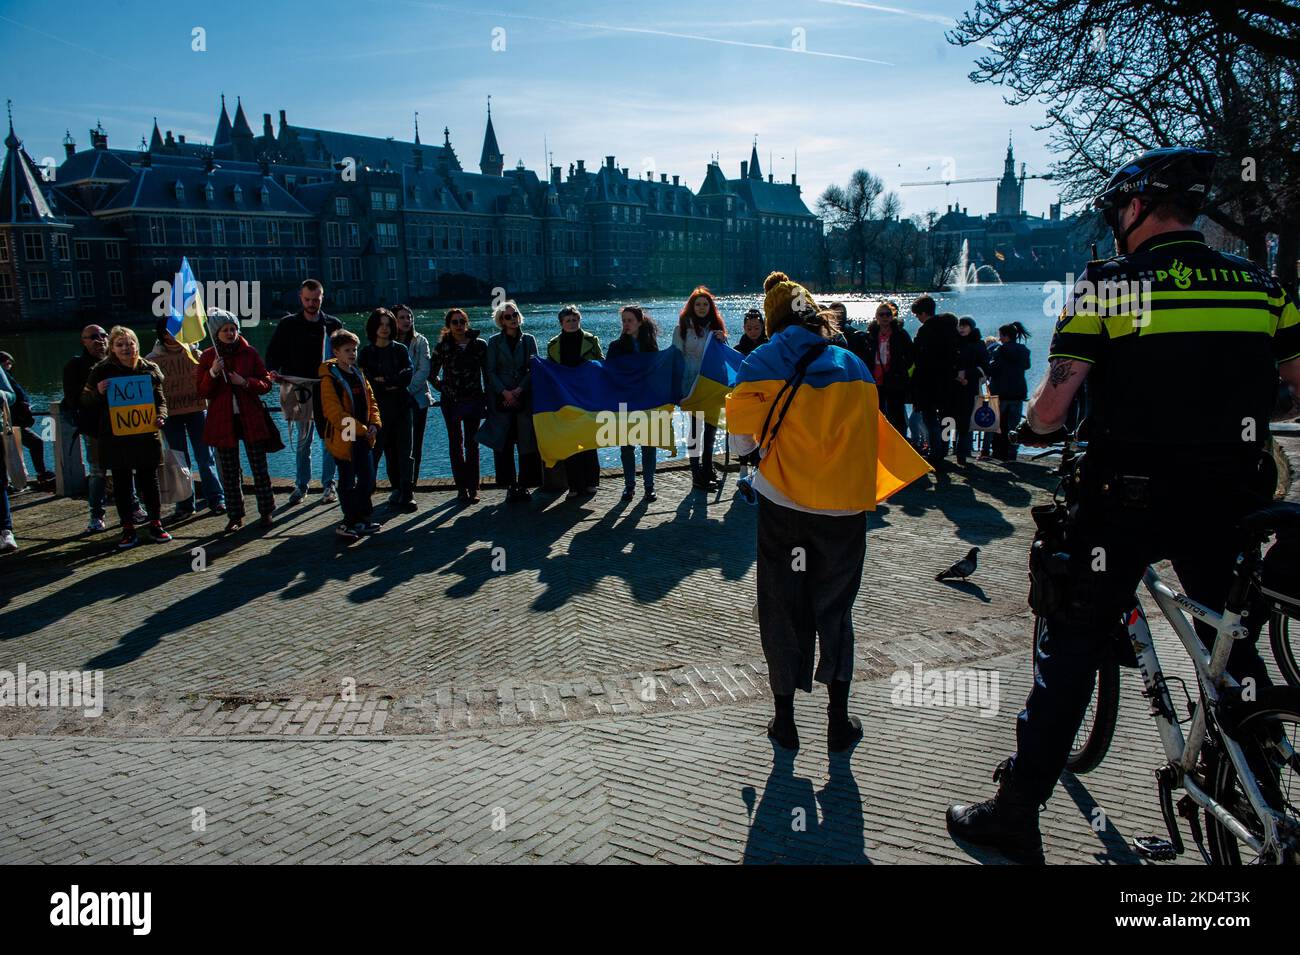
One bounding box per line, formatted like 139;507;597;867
196;310;283;532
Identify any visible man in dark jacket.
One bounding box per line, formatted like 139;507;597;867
910;297;961;466
61;324;141;532
265;279;343;505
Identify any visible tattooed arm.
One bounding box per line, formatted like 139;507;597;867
1025;358;1091;433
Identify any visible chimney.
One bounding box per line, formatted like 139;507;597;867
178;134;186;144
768;173;773;183
605;155;615;170
279;109;288;129
672;175;679;186
576;159;585;174
621;167;628;177
740;161;748;179
90;126;108;150
165;130;175;147
791;173;797;186
262;113;274;139
551;165;561;185
660;174;667;183
63;133;76;159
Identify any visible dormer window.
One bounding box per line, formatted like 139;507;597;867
260;184;270;204
204;182;214;202
174;181;185;201
232;184;243;204
17;195;32;219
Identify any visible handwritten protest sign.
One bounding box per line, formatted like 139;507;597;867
107;375;157;437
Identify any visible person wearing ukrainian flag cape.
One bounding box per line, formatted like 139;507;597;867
726;271;932;753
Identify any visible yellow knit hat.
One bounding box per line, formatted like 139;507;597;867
762;271;820;336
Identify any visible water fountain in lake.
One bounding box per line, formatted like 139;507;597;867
944;238;1003;289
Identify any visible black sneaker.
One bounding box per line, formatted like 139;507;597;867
945;758;1045;864
116;529;140;551
359;521;382;535
148;522;172;543
335;523;361;541
767;716;799;751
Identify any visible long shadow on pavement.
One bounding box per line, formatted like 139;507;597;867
741;748;870;864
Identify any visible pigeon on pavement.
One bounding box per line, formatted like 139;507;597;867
936;547;980;582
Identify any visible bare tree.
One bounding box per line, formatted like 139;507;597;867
949;0;1300;281
818;171;892;290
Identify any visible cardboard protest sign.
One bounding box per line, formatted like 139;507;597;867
107;375;158;436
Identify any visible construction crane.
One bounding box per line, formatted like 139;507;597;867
900;164;1055;187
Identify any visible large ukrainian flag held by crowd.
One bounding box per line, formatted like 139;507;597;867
679;335;746;426
725;327;931;510
531;350;685;467
166;257;207;362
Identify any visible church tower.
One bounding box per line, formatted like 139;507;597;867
479;98;503;177
996;136;1022;218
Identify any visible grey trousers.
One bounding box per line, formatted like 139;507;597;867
756;494;867;694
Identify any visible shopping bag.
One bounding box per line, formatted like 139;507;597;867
157;445;194;508
971;393;1000;433
2;398;28;491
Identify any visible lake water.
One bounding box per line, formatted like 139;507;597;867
0;282;1057;479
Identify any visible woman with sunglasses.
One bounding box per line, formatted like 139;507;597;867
865;301;914;439
480;300;541;501
430;308;488;504
546;305;603;499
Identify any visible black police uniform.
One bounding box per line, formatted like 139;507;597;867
1009;229;1300;803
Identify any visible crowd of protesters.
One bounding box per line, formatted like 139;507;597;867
0;278;1029;554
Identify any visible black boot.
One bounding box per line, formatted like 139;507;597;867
767;694;798;750
946;758;1045;864
827;679;863;752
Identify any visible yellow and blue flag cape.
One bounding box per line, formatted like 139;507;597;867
680;335;746;427
531;350;684;467
166;257;207;362
725;325;931;511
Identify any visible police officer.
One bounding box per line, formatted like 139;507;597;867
945;147;1300;863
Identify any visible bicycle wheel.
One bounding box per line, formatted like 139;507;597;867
1269;605;1300;689
1032;616;1121;774
1205;689;1300;865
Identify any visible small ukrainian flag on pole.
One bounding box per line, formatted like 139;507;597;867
166;257;207;362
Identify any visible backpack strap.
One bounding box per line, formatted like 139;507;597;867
757;340;829;453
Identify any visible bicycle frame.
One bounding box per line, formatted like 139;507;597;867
1123;567;1289;859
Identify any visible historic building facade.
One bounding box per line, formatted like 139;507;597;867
0;99;823;327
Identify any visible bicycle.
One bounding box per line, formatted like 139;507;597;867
1021;426;1300;864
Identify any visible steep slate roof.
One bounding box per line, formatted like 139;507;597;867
285;124;457;173
94;165;312;216
725;178;815;218
1;120;62;224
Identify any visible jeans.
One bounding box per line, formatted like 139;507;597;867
336;442;376;526
411;405;429;488
112;466;160;526
879;391;908;440
20;427;48;477
375;400;413;502
907;406;928;449
288;414;336;493
620;445;657;493
442;401;482;493
921;408;946;460
161;411;224;510
686;414;717;484
992;399;1024;459
492;413;541;489
0;436;10;531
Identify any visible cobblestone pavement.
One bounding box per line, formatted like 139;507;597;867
0;439;1294;863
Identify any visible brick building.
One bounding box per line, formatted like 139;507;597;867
0;98;822;328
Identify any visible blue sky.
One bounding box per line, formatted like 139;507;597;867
0;0;1063;220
